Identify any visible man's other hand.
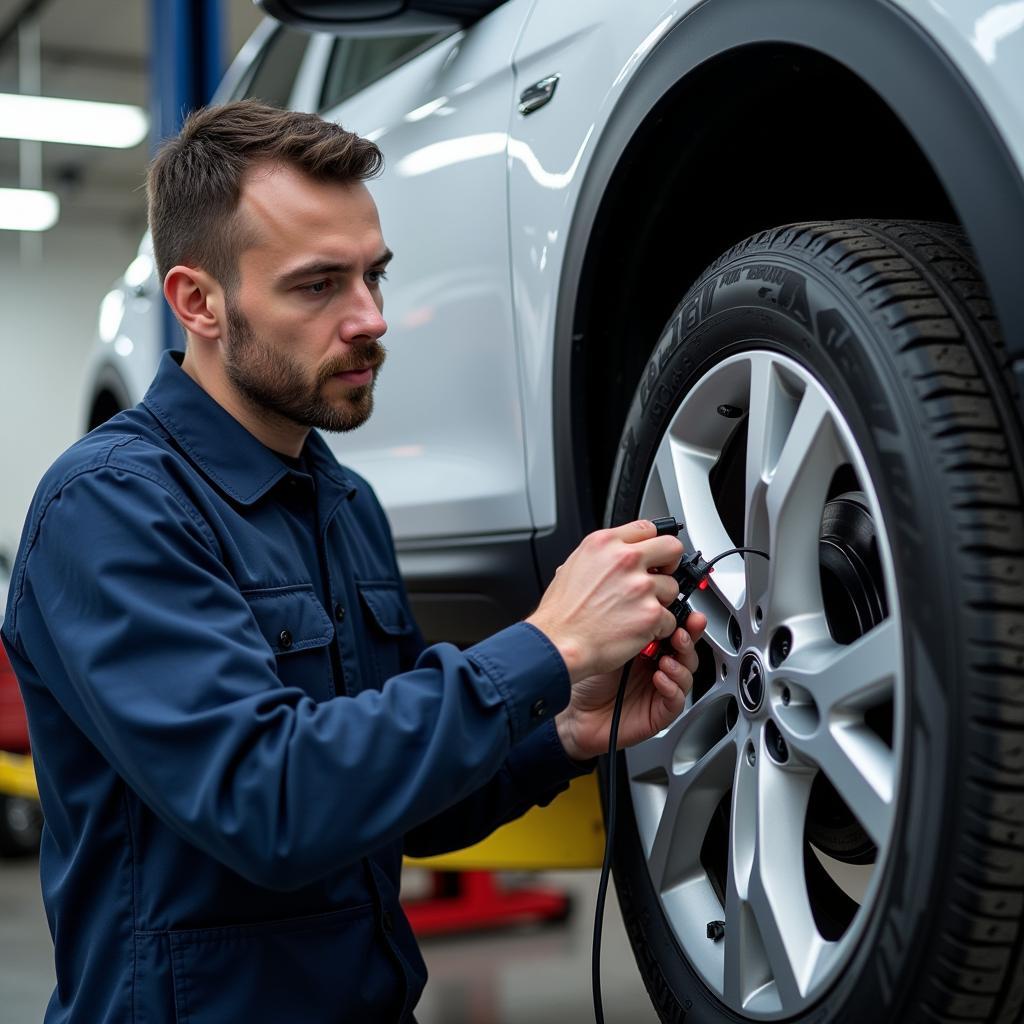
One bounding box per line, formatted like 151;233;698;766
553;612;707;761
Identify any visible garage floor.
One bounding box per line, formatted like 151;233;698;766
0;860;658;1023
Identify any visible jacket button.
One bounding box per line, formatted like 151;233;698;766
530;698;547;719
381;911;394;933
334;604;346;622
278;629;293;650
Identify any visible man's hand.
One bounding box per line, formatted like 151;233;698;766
526;520;684;682
554;611;707;761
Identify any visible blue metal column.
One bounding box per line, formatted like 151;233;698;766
150;0;225;350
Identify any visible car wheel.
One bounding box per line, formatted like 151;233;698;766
0;794;42;856
604;221;1024;1023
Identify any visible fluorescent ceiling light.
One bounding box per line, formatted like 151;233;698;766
0;187;59;231
0;93;148;148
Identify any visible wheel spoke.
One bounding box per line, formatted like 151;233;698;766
761;386;846;623
782;618;899;715
677;450;746;612
724;742;761;1007
743;354;781;546
694;596;736;657
742;354;785;619
645;731;737;892
627;681;735;781
649;433;688;526
726;739;819;1010
643;428;746;613
781;721;894;848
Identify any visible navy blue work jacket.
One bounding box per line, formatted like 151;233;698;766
1;351;590;1024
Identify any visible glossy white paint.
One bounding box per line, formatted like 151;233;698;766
895;0;1024;173
82;0;1024;549
509;0;1024;531
507;0;694;530
319;0;536;540
81;233;162;412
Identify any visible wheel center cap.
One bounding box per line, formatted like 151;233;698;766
739;653;765;714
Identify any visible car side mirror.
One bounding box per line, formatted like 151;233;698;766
254;0;505;32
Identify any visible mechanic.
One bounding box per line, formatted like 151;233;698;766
0;101;707;1024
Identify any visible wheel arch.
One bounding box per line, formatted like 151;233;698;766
538;0;1024;577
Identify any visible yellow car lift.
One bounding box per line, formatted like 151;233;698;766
0;749;604;870
0;751;37;801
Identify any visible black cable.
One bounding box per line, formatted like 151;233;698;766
592;659;632;1024
705;545;769;569
591;542;770;1022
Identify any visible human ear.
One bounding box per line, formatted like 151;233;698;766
163;266;222;341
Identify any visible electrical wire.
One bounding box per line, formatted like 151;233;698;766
592;659;632;1024
705;545;769;570
591;543;770;1022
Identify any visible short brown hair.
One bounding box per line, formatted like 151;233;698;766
146;100;383;292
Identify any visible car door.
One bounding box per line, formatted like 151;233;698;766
314;1;535;546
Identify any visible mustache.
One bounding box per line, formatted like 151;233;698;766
317;342;387;382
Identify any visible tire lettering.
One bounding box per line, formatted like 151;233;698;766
681;295;701;331
745;264;789;285
700;278;717;321
657;319;681;374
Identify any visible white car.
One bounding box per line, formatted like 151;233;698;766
83;2;1024;1022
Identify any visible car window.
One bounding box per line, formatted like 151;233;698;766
236;26;310;107
320;32;445;111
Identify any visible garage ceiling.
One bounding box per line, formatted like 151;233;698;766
0;0;265;232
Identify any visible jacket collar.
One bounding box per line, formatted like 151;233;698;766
141;351;357;506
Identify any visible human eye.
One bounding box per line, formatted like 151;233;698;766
367;269;388;286
301;280;331;295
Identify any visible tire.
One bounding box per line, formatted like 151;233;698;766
604;220;1024;1024
0;794;42;857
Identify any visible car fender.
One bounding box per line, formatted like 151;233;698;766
509;0;1024;570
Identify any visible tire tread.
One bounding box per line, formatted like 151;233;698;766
782;220;1024;1024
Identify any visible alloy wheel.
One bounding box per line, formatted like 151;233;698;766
626;349;904;1018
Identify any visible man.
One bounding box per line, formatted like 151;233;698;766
1;101;706;1023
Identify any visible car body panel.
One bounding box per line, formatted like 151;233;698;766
508;0;1024;539
508;0;696;532
84;0;1024;548
896;0;1024;175
317;0;536;541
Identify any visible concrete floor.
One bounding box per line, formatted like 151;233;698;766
0;859;658;1024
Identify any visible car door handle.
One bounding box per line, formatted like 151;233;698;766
518;74;559;116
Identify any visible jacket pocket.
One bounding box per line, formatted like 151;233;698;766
243;584;335;701
167;904;403;1024
356;581;415;689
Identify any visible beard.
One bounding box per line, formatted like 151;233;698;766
223;300;386;433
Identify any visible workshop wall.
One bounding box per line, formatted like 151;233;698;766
0;222;139;558
0;0;263;567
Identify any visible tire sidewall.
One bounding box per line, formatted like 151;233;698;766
605;241;957;1023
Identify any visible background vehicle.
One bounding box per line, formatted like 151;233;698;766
82;1;1024;1021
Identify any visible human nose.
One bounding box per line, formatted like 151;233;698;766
340;280;387;344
